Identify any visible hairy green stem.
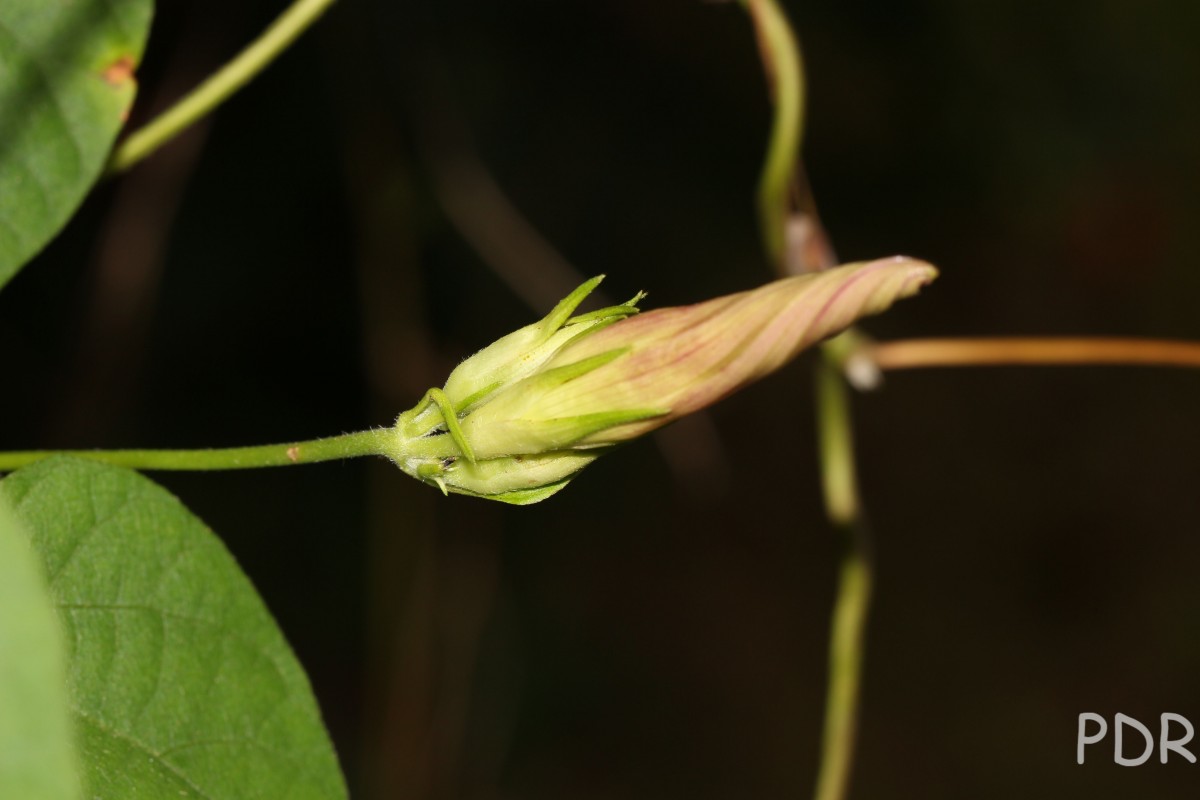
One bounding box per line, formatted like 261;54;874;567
813;353;871;800
0;428;391;472
107;0;338;174
740;0;806;267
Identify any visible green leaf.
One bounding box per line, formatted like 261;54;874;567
0;457;347;800
0;0;154;290
0;493;79;800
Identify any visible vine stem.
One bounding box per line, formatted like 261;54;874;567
738;3;868;800
0;428;392;472
813;334;1200;800
865;336;1200;372
107;0;338;174
741;0;805;267
813;353;871;800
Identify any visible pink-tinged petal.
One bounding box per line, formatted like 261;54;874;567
567;257;935;425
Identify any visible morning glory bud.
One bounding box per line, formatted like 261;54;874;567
385;257;937;503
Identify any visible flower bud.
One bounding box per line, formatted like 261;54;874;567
386;257;937;503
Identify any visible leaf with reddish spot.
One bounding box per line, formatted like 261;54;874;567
0;1;153;290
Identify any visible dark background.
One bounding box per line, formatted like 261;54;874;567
3;0;1200;797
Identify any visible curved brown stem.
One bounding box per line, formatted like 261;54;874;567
866;337;1200;372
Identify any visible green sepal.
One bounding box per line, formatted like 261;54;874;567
565;291;645;326
426;387;476;462
548;316;625;361
540;275;605;339
440;276;626;415
521;347;631;391
530;409;669;449
455;380;504;416
475;480;574;505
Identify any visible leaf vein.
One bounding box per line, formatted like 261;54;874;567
71;706;214;799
